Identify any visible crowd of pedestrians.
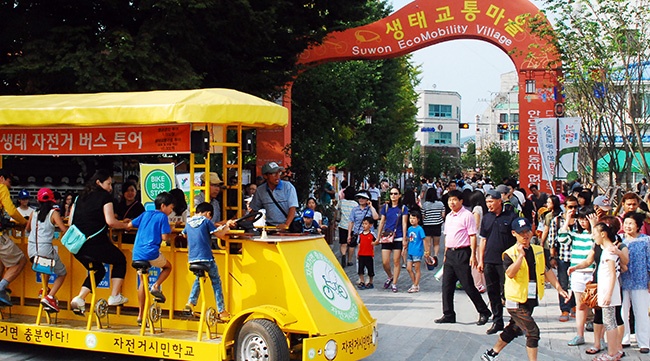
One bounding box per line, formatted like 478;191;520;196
315;174;650;361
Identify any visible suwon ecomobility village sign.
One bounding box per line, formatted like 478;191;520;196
285;0;563;193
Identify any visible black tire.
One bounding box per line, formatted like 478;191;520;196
236;319;289;361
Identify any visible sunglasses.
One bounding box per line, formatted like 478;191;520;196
390;192;400;195
566;205;577;209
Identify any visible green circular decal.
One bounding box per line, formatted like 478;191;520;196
144;170;172;200
304;250;359;323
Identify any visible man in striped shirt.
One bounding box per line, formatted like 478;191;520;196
549;196;578;322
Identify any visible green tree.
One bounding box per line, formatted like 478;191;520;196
483;143;517;182
537;0;650;187
461;142;477;171
0;0;370;98
422;149;459;181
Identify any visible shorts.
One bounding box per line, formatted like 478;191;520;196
0;233;25;267
381;237;404;250
407;254;422;263
338;228;349;245
148;253;168;268
423;224;442;237
570;271;593;293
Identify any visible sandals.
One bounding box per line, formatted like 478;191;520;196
407;285;420;293
585;347;602;355
150;287;166;303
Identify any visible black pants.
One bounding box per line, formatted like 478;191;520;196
501;302;539;348
484;262;506;325
75;234;127;291
442;247;490;318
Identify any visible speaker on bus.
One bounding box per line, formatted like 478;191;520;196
191;130;210;154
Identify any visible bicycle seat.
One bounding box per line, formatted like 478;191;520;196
131;260;151;272
78;255;102;271
189;263;209;277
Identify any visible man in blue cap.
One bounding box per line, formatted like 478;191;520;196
481;217;569;361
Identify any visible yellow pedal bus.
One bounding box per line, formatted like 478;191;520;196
0;89;377;360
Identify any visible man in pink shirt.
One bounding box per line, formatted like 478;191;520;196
435;190;491;325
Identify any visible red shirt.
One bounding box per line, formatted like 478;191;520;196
358;231;376;257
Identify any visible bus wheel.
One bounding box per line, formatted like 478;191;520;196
236;319;289;361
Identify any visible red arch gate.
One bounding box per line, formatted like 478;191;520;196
258;0;562;193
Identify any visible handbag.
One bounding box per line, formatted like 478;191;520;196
580;283;599;309
31;214;56;275
379;204;402;243
60;197;105;254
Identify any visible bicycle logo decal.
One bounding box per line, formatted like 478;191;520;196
305;250;359;323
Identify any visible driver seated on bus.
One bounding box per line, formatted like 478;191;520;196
248;162;299;230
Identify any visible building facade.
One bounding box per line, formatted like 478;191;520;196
415;90;462;158
477;71;520;152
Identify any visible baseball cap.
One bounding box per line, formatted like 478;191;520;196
261;162;285;174
18;189;30;199
485;189;501;200
302;209;314;218
593;195;612;210
201;172;224;185
511;217;532;233
37;188;55;202
495;184;509;194
355;190;371;200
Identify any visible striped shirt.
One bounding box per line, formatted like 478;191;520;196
557;230;595;271
421;200;445;226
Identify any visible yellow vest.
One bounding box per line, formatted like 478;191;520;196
502;244;546;303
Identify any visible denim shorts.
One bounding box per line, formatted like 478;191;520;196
407;254;422;263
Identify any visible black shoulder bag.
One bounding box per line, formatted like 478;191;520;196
266;186;302;232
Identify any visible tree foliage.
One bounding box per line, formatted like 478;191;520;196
421;149;459;181
290;55;420;200
0;0;371;98
481;143;517;182
461;142;477;171
538;0;650;187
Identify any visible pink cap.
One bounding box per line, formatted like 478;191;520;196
37;188;54;202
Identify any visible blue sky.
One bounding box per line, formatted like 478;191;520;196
389;0;547;136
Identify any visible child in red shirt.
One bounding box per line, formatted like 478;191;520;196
357;217;378;289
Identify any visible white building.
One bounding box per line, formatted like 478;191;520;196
477;71;520;152
415;90;462;157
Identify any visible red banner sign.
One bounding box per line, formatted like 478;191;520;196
1;124;191;155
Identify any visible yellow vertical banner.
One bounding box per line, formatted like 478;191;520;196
139;163;175;211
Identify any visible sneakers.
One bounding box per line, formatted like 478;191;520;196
182;304;194;317
0;289;12;306
383;278;392;289
559;311;570;322
391;284;398;293
585;320;594;332
407;285;420;293
108;294;128;306
365;283;374;289
70;296;85;315
357;283;366;290
481;349;498;361
568;335;585;346
40;295;60;313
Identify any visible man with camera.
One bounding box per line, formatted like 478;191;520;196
0;170;28;306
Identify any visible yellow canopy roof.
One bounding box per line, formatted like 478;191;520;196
0;88;288;127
